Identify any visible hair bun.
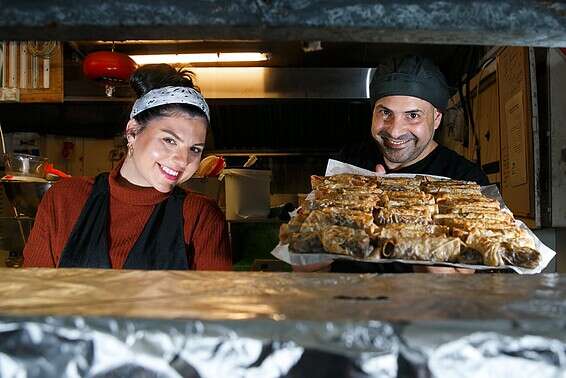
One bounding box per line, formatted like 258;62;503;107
130;64;198;98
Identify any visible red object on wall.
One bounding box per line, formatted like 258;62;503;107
82;51;137;96
61;140;74;160
560;48;566;57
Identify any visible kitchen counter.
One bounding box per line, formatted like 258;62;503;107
0;269;565;377
0;269;565;321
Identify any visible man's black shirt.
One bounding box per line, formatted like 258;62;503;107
337;139;489;185
331;139;489;273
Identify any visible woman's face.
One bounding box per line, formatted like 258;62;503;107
123;114;207;193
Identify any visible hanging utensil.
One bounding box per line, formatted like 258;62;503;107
0;121;6;155
243;154;258;168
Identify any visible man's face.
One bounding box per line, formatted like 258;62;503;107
371;95;442;169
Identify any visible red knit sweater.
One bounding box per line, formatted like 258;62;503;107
23;164;232;270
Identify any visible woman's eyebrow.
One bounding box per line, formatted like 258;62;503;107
160;129;183;142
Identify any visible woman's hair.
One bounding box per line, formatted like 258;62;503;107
129;64;209;129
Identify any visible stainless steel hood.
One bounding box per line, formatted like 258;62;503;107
63;67;373;100
191;67;371;99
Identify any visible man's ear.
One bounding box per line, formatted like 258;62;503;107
125;119;140;144
433;109;443;130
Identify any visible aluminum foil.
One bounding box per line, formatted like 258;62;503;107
0;317;398;378
428;332;566;378
0;317;565;377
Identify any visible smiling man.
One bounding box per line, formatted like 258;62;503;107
339;55;489;185
328;56;488;274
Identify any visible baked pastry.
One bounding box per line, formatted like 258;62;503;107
282;174;540;269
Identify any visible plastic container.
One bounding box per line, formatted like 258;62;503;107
222;169;272;220
183;177;225;208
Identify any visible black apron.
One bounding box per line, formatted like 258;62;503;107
58;173;190;269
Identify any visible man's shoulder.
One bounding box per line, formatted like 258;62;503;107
432;145;489;185
434;144;473;163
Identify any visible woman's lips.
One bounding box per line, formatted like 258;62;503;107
158;163;181;181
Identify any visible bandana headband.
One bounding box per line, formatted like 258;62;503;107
130;86;210;122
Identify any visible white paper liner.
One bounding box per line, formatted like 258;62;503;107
271;159;556;275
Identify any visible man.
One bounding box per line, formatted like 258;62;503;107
339;55;489;185
326;55;488;273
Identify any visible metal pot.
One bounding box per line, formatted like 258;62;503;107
2;180;53;217
4;153;48;178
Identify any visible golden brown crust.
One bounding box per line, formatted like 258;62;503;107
300;208;378;236
377;224;450;239
381;237;462;262
288;231;324;253
282;174;540;269
320;226;371;258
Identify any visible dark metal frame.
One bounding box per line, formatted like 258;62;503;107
0;1;565;46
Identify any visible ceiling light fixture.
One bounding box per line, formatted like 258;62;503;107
129;52;269;65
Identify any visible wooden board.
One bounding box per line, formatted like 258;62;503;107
472;74;501;186
465;59;497;166
440;59;501;185
1;41;63;103
497;47;534;220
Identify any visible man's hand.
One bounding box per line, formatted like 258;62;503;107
375;164;386;174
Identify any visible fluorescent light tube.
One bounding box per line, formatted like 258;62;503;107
130;52;269;65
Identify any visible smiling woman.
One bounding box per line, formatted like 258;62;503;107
23;64;232;270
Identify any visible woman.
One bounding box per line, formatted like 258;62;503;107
23;64;232;270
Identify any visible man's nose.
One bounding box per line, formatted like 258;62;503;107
383;117;408;139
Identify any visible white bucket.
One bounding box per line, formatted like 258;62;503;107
222;169;271;220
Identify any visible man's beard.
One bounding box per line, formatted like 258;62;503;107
376;133;426;164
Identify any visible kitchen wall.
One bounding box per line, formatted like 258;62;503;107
40;135;122;177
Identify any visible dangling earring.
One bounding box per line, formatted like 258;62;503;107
127;143;134;157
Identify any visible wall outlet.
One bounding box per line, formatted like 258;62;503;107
0;87;20;102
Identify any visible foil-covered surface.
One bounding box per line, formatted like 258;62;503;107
0;317;565;378
428;332;566;378
1;270;566;377
0;317;399;378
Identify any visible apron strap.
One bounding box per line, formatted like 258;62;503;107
58;173;112;268
58;174;189;270
123;186;189;270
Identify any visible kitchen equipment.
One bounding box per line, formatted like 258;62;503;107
0;217;34;265
83;50;137;97
1;180;53;260
44;163;71;178
4;153;48;178
222;169;271;220
2;180;53;217
183;177;225;208
194;155;225;177
243;154;258;168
